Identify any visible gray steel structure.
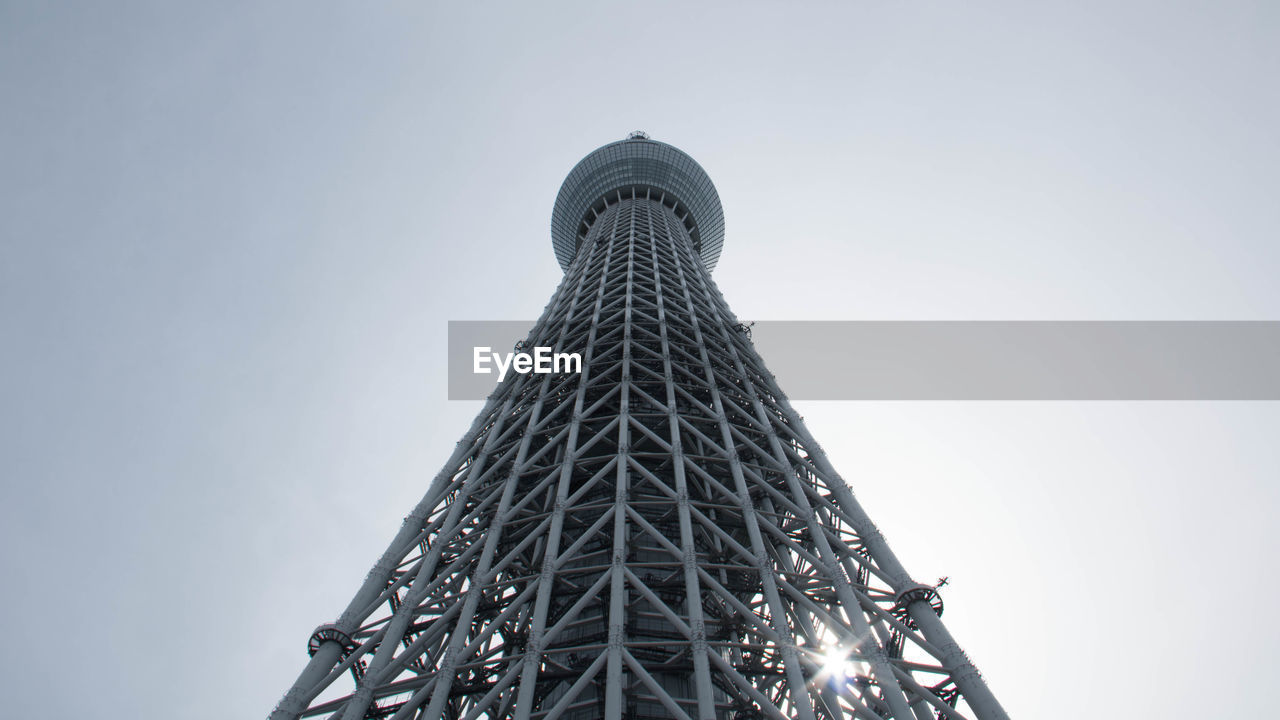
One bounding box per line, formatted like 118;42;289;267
273;133;1008;720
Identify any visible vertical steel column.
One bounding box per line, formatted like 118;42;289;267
646;198;718;720
661;207;818;720
603;199;635;719
511;203;621;720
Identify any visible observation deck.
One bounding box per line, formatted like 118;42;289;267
551;132;725;272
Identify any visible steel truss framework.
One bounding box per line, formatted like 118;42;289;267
273;181;1008;720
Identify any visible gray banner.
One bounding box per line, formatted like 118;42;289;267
447;321;1280;400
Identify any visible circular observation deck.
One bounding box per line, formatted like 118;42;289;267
551;132;725;272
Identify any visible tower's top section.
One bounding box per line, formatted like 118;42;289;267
551;133;725;272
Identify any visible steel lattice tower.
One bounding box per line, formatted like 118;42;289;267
273;133;1008;720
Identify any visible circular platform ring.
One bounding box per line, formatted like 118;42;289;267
308;623;358;658
891;584;945;629
551;134;725;273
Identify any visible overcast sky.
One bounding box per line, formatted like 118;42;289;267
2;2;1278;717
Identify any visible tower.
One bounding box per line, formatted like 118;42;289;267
272;133;1008;720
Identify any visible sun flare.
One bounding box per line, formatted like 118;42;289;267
820;646;866;683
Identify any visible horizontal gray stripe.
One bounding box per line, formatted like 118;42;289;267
449;321;1280;400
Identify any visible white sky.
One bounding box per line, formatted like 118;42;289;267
2;2;1277;717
